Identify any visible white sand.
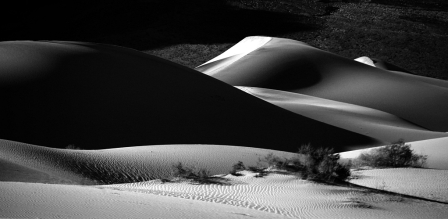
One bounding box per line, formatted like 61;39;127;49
0;182;287;219
2;173;448;219
351;168;448;202
0;139;296;184
354;56;376;67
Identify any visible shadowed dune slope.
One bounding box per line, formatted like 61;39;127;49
197;37;448;132
237;87;447;143
0;41;380;150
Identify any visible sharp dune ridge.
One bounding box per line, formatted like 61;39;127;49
197;37;448;132
0;40;380;151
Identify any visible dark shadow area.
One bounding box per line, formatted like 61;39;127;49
1;0;320;50
263;63;322;91
370;0;448;11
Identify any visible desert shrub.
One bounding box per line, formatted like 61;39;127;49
171;162;223;184
259;153;288;169
230;161;246;176
357;140;427;168
295;144;351;182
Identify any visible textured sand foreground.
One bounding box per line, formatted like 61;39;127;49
2;172;448;219
1;140;448;218
351;168;448;202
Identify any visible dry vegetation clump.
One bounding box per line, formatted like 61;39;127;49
230;161;246;176
171;162;227;184
231;144;351;183
295;144;351;182
355;139;427;168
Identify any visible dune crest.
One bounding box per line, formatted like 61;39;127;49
0;40;379;150
197;36;448;132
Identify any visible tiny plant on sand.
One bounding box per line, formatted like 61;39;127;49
171;162;227;184
230;161;246;176
355;139;427;168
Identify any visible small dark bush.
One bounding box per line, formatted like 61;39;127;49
259;153;288;169
295;144;351;182
171;162;224;184
230;161;246;176
357;140;427;168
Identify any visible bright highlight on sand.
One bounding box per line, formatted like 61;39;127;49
1;36;448;218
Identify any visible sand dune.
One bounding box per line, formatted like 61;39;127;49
2;37;448;218
197;37;448;132
0;40;379;151
2;139;448;218
237;86;447;146
0;139;297;184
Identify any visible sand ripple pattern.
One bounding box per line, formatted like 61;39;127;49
105;172;378;218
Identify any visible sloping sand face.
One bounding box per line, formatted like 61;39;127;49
351;168;448;203
0;139;297;184
197;37;448;132
0;41;379;151
237;86;447;145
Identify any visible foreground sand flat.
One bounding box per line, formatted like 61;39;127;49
2;173;448;219
351;168;448;202
1;140;448;218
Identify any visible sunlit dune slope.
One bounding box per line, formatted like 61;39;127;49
237;87;447;144
197;37;448;132
0;41;378;150
0;139;296;184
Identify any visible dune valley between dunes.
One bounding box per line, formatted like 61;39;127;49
1;36;448;218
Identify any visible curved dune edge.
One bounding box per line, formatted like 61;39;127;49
354;56;376;67
0;40;380;151
196;36;448;132
196;36;271;74
237;86;447;143
0;139;296;184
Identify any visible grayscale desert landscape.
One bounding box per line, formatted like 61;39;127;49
1;0;448;218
